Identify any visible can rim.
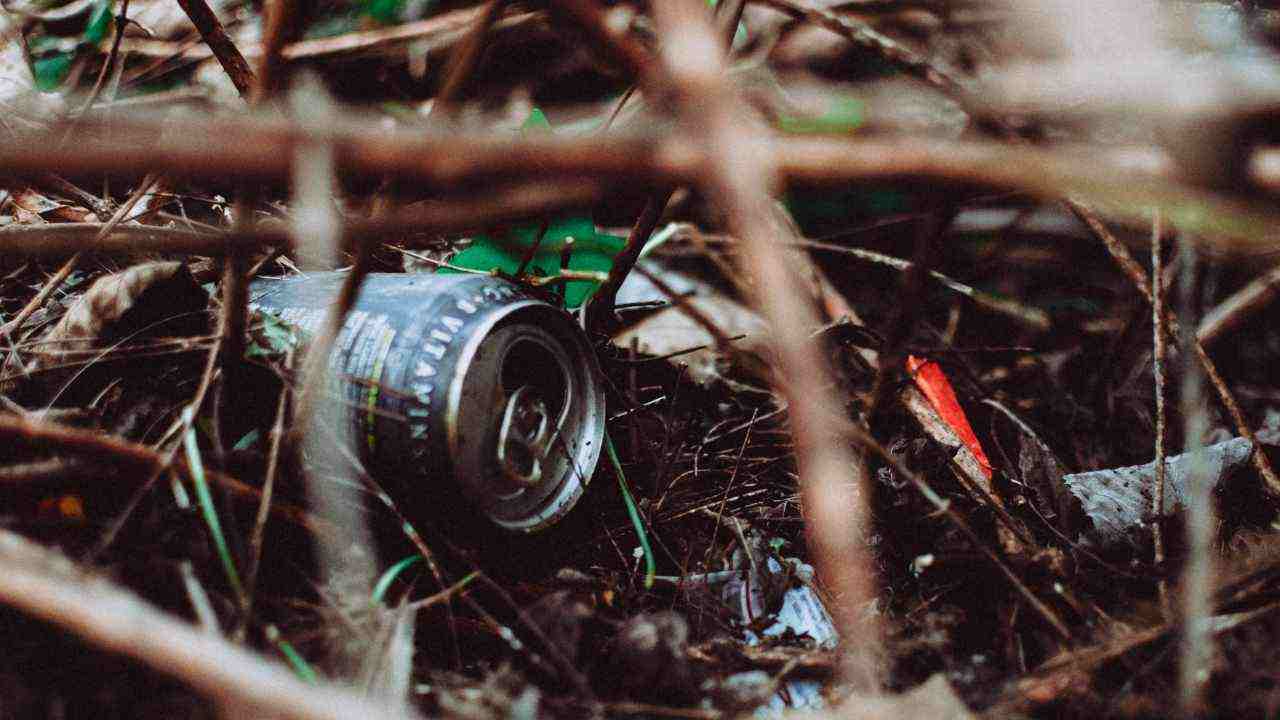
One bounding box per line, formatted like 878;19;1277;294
444;296;605;532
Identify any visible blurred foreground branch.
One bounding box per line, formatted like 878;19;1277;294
0;529;420;720
3;115;1280;251
649;0;883;691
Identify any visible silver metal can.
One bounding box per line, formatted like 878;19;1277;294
250;272;605;532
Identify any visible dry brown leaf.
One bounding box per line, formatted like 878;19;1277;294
10;189;99;224
30;261;201;372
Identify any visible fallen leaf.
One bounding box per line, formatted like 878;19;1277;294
1063;437;1254;547
1018;431;1075;530
901;383;1031;558
29;261;205;373
10;189;99;224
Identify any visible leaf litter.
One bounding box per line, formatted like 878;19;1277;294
6;0;1280;718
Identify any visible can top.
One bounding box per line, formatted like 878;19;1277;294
446;294;605;532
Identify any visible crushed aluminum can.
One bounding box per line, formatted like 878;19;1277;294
250;272;606;532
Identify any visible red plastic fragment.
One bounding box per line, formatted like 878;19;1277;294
906;355;993;480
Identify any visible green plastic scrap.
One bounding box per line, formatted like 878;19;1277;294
82;0;114;45
438;108;626;308
522;106;552;131
33;51;73;92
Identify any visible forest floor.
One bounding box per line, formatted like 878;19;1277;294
5;0;1280;718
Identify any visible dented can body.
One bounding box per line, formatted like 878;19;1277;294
250;272;605;532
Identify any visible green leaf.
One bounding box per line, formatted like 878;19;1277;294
371;555;422;604
181;407;246;602
362;0;403;24
232;429;261;452
266;625;320;684
443;220;625;308
30;0;115;92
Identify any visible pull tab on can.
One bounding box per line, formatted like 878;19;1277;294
496;385;553;492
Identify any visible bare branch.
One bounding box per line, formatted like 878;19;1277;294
174;0;256;98
647;0;882;691
3;116;1280;248
0;530;421;720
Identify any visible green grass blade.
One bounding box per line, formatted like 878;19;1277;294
606;432;655;589
181;407;246;602
371;555;424;605
266;624;320;684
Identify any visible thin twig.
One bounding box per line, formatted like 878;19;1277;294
784;236;1049;331
0;180;603;257
253;0;307;102
1073;201;1280;500
512;219;551;279
77;0;135;114
583;0;740;331
311;421;462;669
5;117;1280;245
174;0;256;98
32;173;114;218
1198;262;1280;346
1;256;82;342
1151;212;1169;612
850;424;1072;641
218;242;251;390
119;5;538;63
713;0;747;43
752;0;962;92
589;192;670;330
865;204;955;421
244;372;290;616
545;0;653;82
431;0;505;120
285;82;372;447
0;413;321;535
628;263;735;349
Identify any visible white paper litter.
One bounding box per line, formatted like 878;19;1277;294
718;556;837;714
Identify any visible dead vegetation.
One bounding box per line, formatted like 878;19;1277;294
5;0;1280;717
